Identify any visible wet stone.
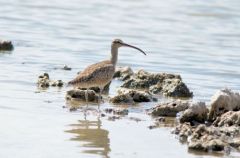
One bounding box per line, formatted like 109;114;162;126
155;117;166;123
209;88;240;121
172;122;193;141
110;93;134;104
62;65;72;71
212;111;240;127
188;137;226;152
50;80;64;87
151;79;193;97
149;100;189;117
173;122;240;153
66;89;99;102
37;73;50;88
180;102;208;123
113;66;133;81
0;40;14;51
110;88;155;104
121;70;192;98
121;70;181;89
37;73;64;88
229;138;240;149
79;82;111;94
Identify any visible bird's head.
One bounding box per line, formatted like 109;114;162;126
112;39;147;55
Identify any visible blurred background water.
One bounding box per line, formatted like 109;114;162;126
0;0;240;158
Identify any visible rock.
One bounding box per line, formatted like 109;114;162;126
0;40;14;51
213;111;240;127
229;138;240;149
121;70;192;98
155;117;166;123
180;102;208;123
172;122;193;142
150;100;189;117
113;66;133;81
122;70;181;89
37;73;50;88
173;122;240;153
151;79;193;97
37;73;64;88
50;80;64;87
62;65;72;71
65;89;99;102
209;88;240;121
78;82;111;94
110;88;154;104
188;137;226;152
110;94;134;104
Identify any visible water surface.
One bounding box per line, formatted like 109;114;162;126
0;0;240;157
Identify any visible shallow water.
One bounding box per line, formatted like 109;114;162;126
0;0;240;157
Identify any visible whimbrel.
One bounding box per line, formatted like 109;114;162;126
68;39;146;111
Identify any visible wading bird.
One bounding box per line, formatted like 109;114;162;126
68;39;147;111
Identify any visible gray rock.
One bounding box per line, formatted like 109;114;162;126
122;70;181;89
213;111;240;127
188;137;226;152
37;73;50;88
78;82;111;94
121;70;192;98
158;79;193;97
62;65;72;71
113;66;133;81
172;122;193;142
50;80;64;87
229;138;240;149
180;102;208;123
110;88;154;104
37;73;64;88
150;100;189;117
173;122;240;153
209;88;240;121
0;40;14;51
66;89;99;102
110;94;134;104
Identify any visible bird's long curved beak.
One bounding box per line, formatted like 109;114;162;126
121;42;147;55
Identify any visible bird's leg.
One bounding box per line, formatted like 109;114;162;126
84;88;89;114
98;87;103;112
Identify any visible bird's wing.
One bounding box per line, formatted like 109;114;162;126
68;60;114;85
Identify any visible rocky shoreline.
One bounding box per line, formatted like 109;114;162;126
37;66;240;155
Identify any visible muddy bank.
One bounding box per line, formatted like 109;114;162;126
0;40;14;51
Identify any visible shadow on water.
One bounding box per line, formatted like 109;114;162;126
65;117;111;158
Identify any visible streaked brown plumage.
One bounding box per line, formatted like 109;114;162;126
68;39;146;111
68;60;114;89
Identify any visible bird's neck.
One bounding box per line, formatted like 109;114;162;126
110;45;118;66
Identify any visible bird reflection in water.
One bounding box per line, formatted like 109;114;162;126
65;117;110;158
